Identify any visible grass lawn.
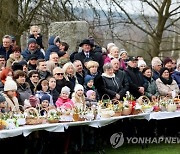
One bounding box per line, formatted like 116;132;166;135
84;143;180;154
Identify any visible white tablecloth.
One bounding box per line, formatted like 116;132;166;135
0;113;148;139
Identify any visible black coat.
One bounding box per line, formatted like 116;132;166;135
74;50;103;71
0;45;13;60
102;70;129;100
125;66;145;99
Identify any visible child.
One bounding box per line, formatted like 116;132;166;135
0;93;7;113
29;25;44;49
35;79;53;106
84;75;99;100
85;90;98;107
56;86;74;109
71;84;86;110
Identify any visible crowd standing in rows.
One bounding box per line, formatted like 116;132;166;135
0;25;180;113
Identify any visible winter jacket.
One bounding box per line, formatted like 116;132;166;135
125;66;145;99
172;70;180;89
102;70;129;100
156;78;179;96
16;82;32;106
56;97;74;109
45;36;66;60
6;53;23;68
49;88;59;105
21;48;44;61
143;77;159;99
2;93;20;112
152;69;160;80
35;91;53;105
0;45;13;60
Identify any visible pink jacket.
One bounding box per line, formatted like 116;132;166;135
56;97;74;109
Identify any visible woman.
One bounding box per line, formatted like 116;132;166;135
138;60;147;72
6;46;23;68
85;60;104;97
47;76;59;105
156;67;179;97
172;59;180;89
101;63;127;100
13;70;32;106
2;76;20;112
62;62;78;90
142;67;159;101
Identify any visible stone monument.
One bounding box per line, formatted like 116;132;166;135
49;21;89;54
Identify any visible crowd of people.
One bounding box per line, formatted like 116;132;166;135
0;25;180;114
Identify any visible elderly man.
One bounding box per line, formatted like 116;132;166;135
125;56;145;99
151;57;162;80
21;38;44;61
0;35;13;60
74;39;103;71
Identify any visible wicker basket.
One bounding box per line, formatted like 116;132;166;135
136;96;150;105
25;107;42;125
99;94;112;108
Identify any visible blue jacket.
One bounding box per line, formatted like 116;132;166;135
21;48;44;61
45;36;66;60
172;70;180;89
0;45;13;60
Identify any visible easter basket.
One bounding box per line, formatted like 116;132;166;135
111;99;123;117
136;95;150;105
47;109;60;123
99;94;112;109
24;107;42;125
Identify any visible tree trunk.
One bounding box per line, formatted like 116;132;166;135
0;0;18;44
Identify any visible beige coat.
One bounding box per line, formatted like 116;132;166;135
3;93;20;112
6;53;23;68
156;78;179;96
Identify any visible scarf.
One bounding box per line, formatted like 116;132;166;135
160;76;173;85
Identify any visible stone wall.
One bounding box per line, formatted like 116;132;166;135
49;21;89;54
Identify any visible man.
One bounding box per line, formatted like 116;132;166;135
73;60;85;85
151;57;162;80
111;58;129;99
27;54;38;71
21;38;44;61
0;35;13;60
74;39;103;71
27;70;40;94
37;59;51;79
125;56;145;99
48;52;59;66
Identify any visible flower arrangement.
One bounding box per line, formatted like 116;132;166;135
47;109;60;123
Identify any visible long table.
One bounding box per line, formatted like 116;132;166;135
1;111;180;139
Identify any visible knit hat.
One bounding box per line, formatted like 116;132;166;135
61;86;70;94
86;90;95;99
138;60;147;67
11;62;23;71
4;76;17;91
84;75;94;85
159;67;169;76
28;38;37;46
0;93;6;103
29;95;40;107
107;43;116;51
151;57;162;67
41;94;50;103
119;49;127;56
163;57;172;66
74;84;84;92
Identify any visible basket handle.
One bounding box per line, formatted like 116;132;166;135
24;107;39;118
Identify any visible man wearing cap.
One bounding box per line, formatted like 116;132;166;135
21;38;44;61
27;54;38;71
125;56;145;99
74;38;103;71
0;35;13;60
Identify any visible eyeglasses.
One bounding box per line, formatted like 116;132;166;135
55;73;64;76
32;75;39;78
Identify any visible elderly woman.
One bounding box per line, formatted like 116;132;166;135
13;70;32;106
142;67;159;101
138;60;147;72
102;63;127;100
85;60;104;97
156;67;179;97
62;62;78;89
